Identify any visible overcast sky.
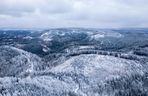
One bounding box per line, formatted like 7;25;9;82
0;0;148;29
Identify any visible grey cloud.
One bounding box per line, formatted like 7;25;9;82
0;0;35;16
39;0;73;14
0;0;148;28
0;0;73;16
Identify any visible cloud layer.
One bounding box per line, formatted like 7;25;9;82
0;0;148;28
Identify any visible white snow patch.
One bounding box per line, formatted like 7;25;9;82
40;32;53;42
23;36;33;40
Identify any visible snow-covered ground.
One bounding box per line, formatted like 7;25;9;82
0;46;45;77
0;52;147;96
0;28;148;96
